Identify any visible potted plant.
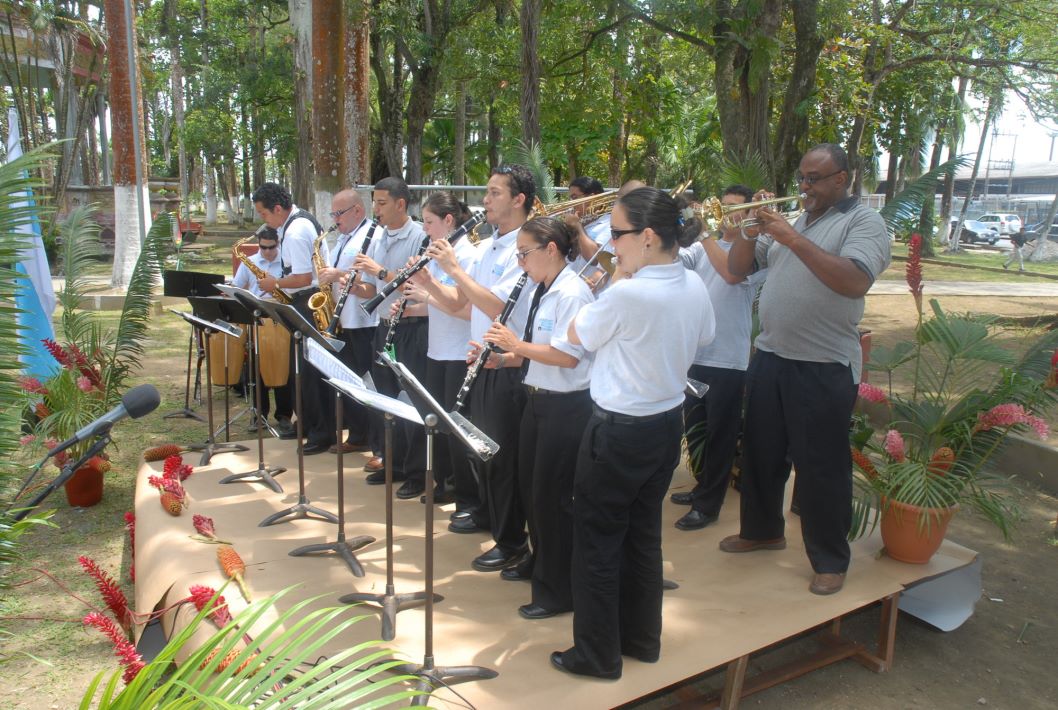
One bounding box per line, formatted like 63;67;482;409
850;234;1058;563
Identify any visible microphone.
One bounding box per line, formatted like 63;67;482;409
47;384;162;457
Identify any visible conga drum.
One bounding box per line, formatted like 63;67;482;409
257;317;291;387
207;330;247;386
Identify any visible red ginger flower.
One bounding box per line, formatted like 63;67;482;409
124;512;136;583
850;447;878;479
1046;349;1058;389
906;233;923;313
66;342;104;388
975;403;1049;439
34;402;50;420
193;514;216;538
19;376;46;394
857;382;889;405
928;446;956;477
83;612;145;685
188;584;234;627
883;429;906;462
77;375;94;393
42;338;74;369
79;556;131;633
163;454;194;481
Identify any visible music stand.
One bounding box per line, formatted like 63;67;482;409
373;354;499;704
287;377;377;575
162;270;224;420
188;296;247;446
253;300;342;528
213;285;286;493
170;308;249;466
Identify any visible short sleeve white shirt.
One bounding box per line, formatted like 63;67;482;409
278;205;325;293
523;266;593;392
364;217;428;317
333;219;380;330
232;252;283;299
426;236;478;360
466;227;534;343
575;261;715;416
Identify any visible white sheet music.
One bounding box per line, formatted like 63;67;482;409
327;378;423;424
303;338;368;388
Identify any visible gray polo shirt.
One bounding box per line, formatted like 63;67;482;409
753;196;890;382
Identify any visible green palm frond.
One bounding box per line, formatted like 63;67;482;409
56;205;103;346
717;152;770;194
879;155;970;236
509;139;556;205
83;588;421;709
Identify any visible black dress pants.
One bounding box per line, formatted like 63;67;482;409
566;405;683;676
336;326;374;444
424;358;478;509
519;388;592;611
738;350;858;574
369;318;428;482
290;289;333;447
468;366;527;554
682;364;746;516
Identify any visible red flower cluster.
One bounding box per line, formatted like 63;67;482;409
149;456;194;515
42;338;103;389
906;233;924;313
163;454;194;481
83;612;145;685
188;584;234;628
79;556;131;633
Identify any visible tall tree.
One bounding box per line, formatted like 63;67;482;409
520;0;542;145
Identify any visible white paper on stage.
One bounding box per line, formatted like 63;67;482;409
898;556;982;631
169;309;242;338
303;337;369;389
327;377;422;424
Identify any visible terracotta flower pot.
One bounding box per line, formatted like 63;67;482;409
64;465;104;508
880;497;958;564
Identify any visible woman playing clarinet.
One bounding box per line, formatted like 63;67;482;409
482;217;594;620
551;187;716;680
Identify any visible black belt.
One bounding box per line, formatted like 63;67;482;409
592;404;681;426
526;385;586;397
379;316;427;326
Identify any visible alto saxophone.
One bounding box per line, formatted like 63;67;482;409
232;230;293;304
307;227;337;331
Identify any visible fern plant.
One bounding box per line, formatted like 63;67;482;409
508;139;557;205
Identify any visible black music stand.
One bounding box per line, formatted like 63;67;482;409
213;285;286;493
162;270;224;420
188;296;248;447
288;378;377;575
372;354;499;704
170;309;248;466
254;300;342;528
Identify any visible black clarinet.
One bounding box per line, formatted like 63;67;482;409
378;236;431;361
361;211;486;315
452;271;530;412
324;221;378;336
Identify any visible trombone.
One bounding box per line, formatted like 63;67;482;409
696;193;806;232
574;238;618;293
541;190;619;225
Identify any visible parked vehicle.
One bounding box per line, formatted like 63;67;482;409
950;219;1000;245
977;213;1022;235
1025;220;1058;241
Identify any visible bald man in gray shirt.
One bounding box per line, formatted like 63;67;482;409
720;143;891;596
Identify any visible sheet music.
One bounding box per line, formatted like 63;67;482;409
304;338;368;388
327;378;423;424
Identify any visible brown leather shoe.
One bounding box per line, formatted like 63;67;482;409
809;573;845;595
363;456;384;473
329;441;372;454
718;534;786;553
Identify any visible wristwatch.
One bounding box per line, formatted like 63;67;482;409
378;268;389;281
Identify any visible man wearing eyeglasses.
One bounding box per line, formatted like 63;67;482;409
232;227;294;434
722;144;891;596
316;189;376;455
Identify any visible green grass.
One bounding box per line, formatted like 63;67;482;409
886;240;1058;280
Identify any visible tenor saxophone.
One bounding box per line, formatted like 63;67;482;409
232;230;293;304
307;227;337;331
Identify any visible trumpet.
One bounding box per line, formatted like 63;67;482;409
696;193;806;232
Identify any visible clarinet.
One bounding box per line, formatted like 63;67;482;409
361;211;486;315
379;237;431;360
452;271;530;412
324;221;379;336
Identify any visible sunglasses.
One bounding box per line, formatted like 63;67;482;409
259;244;278;251
610;227;642;241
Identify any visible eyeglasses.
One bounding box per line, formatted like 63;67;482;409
794;169;844;186
610;227;642;241
329;206;354;219
515;245;545;261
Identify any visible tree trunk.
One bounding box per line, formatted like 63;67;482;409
371;19;406;178
103;0;151;288
607;11;628;188
519;0;542;145
405;63;443;185
344;0;372;186
1028;194;1058;263
204;161;218;225
949;92;999;252
290;0;314;207
452;81;466;184
938;75;969;243
487;97;499;170
97;92;110;184
772;0;822;193
312;0;342;218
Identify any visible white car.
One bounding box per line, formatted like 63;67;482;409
977;213;1022;235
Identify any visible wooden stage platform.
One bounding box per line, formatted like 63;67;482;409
134;439;977;709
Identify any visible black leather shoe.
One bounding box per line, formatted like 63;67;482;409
448;516;488;534
300;442;330;455
675;509;718;531
519;603;566;620
420;489;456;505
549;651;621;680
472;545;526;572
669;491;693;505
500;556;533;581
278;429;298;441
365;470;405;485
395;480;425;500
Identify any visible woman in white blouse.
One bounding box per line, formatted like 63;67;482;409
552;187;716;680
483;217;594;621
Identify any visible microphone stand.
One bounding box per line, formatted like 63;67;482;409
11;433;112;521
